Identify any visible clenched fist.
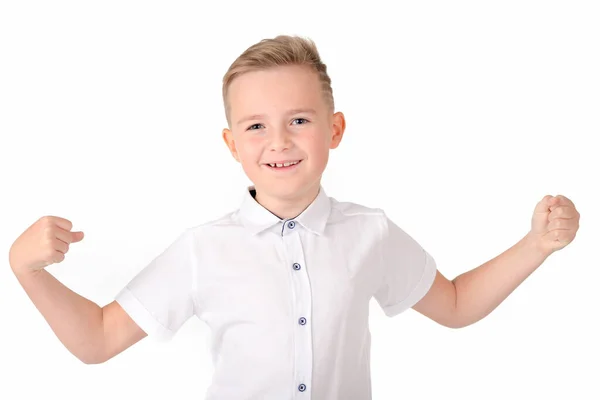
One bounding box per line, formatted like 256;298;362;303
9;216;84;275
528;194;580;255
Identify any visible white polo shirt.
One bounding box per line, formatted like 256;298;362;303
115;185;437;400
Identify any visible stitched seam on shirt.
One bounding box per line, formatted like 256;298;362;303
335;207;385;218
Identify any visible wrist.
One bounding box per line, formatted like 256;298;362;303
10;260;42;281
9;246;37;279
522;232;554;260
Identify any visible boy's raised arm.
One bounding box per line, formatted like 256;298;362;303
413;195;580;328
9;216;146;364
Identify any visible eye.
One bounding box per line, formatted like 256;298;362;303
292;118;309;125
247;123;263;131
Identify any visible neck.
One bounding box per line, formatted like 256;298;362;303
254;182;320;220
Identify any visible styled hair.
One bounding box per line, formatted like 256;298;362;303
222;34;335;127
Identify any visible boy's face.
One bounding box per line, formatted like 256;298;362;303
222;65;345;201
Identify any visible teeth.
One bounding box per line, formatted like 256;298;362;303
268;160;299;168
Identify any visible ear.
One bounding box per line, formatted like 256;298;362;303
222;128;240;162
329;111;346;149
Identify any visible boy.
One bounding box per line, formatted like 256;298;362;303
9;35;580;399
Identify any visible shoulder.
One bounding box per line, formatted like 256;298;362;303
328;196;389;228
184;210;242;237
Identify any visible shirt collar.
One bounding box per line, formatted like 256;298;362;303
237;185;331;236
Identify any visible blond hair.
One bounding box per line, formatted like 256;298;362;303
222;34;335;127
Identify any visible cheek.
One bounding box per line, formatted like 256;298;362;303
236;138;262;161
307;142;330;166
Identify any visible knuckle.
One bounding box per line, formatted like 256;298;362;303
42;223;55;237
44;235;54;247
556;207;564;216
43;225;53;237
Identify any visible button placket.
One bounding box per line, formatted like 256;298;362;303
281;222;312;397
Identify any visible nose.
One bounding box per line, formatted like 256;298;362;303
267;126;293;152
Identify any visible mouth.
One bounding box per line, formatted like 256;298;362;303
263;159;303;170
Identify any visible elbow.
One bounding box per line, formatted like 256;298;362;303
444;319;474;329
429;311;471;329
77;347;107;365
444;310;483;329
81;355;106;365
81;356;104;365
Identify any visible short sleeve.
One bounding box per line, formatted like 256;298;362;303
373;214;437;317
115;228;197;342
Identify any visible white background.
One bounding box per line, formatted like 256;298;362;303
1;1;598;399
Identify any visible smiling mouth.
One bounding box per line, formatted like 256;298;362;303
264;160;303;169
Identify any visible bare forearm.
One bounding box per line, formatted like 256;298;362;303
451;234;550;327
11;266;105;364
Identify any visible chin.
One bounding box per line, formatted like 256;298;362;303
261;180;319;198
264;184;301;196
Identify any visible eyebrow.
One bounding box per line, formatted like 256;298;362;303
235;108;318;126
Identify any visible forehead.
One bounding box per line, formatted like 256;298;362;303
228;65;325;122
